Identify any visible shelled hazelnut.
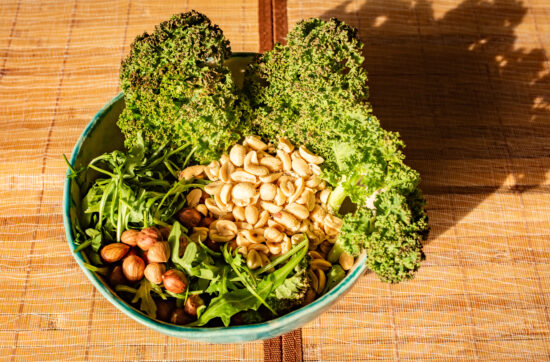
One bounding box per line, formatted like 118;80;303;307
100;243;130;263
122;254;145;282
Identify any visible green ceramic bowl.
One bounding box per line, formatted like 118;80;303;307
63;53;368;343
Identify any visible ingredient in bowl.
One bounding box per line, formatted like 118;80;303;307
70;137;318;326
162;269;188;294
244;17;429;282
118;10;248;164
144;263;165;284
122;255;145;282
100;243;130;263
180;136;349;268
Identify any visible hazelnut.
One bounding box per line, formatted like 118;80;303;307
144;262;165;284
199;216;215;228
147;242;170;263
204;238;220;252
200;190;209;203
184;294;205;317
156;299;175;322
109;265;126;286
170;308;192;325
136;227;161;251
122;255;145;282
120;229;139;246
177;208;202;229
232;313;245;325
126;249;139;258
100;243;130;263
159;227;171;240
162;269;187;294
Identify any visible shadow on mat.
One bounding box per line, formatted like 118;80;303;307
320;0;550;242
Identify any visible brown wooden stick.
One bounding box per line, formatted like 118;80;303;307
258;0;274;52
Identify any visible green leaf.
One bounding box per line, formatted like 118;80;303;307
222;245;273;314
191;239;308;327
131;280;157;318
85;228;103;252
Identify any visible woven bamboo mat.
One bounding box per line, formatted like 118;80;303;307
1;0;550;360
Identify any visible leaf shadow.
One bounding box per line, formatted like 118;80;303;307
321;0;550;243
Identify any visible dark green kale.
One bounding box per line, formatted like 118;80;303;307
265;257;310;314
245;18;368;171
118;11;248;164
245;18;429;283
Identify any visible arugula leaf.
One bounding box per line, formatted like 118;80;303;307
222;244;275;314
78;136;194;244
170;222;223;280
131;280;157;318
85;228;103;252
191;238;309;327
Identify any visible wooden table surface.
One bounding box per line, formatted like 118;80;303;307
1;0;550;360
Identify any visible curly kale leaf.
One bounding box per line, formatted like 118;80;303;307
265;257;310;314
244;18;368;171
118;11;247;163
365;189;428;282
245;17;429;283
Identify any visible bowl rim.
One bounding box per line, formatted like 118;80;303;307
62;52;367;340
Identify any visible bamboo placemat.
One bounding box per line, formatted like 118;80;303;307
1;0;550;360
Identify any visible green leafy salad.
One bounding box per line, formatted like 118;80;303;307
66;11;429;327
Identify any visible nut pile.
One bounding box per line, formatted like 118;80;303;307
101;227;185;290
178;135;348;272
99;226;204;323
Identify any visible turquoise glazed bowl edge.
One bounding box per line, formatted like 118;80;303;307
62;53;368;343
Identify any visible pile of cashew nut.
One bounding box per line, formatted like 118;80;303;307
179;136;351;278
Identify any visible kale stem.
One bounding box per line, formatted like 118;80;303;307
327;184;346;213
